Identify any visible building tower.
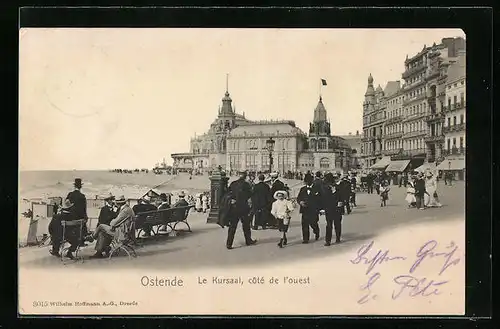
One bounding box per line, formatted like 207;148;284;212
308;96;331;151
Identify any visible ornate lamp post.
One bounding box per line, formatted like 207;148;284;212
266;137;275;173
282;148;286;176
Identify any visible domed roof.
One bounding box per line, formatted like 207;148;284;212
376;84;383;92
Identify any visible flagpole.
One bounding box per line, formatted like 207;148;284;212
319;79;322;99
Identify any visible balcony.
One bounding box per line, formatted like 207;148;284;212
443;123;466;133
424;134;445;143
425;70;440;80
442;147;465;156
382;149;400;156
384;131;404;139
386;115;404;124
402;62;426;79
404;130;428;139
403;93;426;106
402;79;426;91
425;112;445;122
403;112;427;122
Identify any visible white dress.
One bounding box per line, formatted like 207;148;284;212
195;196;202;211
405;183;416;205
424;177;442;207
201;195;208;212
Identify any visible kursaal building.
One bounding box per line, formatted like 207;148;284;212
171;84;358;173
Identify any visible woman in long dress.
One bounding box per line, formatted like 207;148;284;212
195;194;202;212
405;180;417;208
424;171;442;207
201;193;208;213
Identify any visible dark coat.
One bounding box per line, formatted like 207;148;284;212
252;181;272;211
132;203;157;215
339;180;351;200
173;199;189;208
415;178;426;196
48;210;76;237
296;185;322;215
66;190;88;220
218;191;234;227
322;183;342;216
270;179;286;196
228;178;253;216
98;205;117;226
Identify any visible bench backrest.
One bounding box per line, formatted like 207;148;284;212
134;205;194;228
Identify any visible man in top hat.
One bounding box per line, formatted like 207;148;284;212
226;170;257;249
251;174;273;230
98;194;117;226
66;178;89;245
296;173;321;243
91;195;134;258
322;173;343;246
48;199;80;258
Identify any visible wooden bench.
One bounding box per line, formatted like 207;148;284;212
134;205;194;239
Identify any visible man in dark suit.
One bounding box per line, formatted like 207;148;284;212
323;173;343;246
226;170;257;249
48;199;79;258
98;194;117;226
296;173;321;243
339;176;352;215
251;174;272;230
173;191;189;208
132;197;157;237
66;178;90;245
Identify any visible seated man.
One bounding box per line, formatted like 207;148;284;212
173;191;189;208
132;197;157;237
156;193;171;232
97;194;117;226
48;200;80;259
90;195;134;259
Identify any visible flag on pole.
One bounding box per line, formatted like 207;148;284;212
321;79;327;86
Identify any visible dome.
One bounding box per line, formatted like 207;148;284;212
376;84;383;92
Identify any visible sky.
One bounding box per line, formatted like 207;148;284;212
19;28;465;171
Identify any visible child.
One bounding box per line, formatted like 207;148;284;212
271;190;294;248
380;180;390;207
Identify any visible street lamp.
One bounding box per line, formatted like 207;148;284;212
266;137;275;173
282;148;286;176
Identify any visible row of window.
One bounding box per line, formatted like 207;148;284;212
227;138;292;151
388;96;403;106
447;137;465;150
406;73;425;86
447;92;465;109
445;114;465;127
447;80;465;89
385;140;403;151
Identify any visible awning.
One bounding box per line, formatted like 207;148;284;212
385;160;411;172
437;158;465;171
414;162;437;173
370;156;391;169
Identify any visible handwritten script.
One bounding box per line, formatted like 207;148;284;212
350;240;461;304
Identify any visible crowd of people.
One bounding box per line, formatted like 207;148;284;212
218;170;360;249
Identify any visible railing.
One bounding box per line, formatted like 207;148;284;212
384;132;404;139
425;112;444;121
403;112;427;121
426;70;440;80
442;147;465;156
402;78;426;91
386;115;404;124
404;130;428;138
382;149;400;156
443;123;465;133
402;63;426;78
403;93;426;106
424;134;445;143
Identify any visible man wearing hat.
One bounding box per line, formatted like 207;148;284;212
322;173;343;245
133;197;157;237
225;170;257;249
173;191;189;208
98;194;117;226
66;178;89;245
251;174;272;230
48;199;80;258
296;173;321;243
91;195;134;258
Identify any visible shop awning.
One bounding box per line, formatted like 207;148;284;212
437;158;465;171
370;156;391;169
414;162;437;173
385;160;411;172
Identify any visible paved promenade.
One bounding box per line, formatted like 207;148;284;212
18;181;464;270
